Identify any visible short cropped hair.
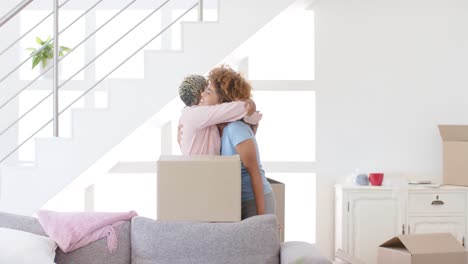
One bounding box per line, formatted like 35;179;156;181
178;75;208;106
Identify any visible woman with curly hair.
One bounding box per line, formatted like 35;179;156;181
207;65;275;219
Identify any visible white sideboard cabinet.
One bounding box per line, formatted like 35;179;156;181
335;185;468;264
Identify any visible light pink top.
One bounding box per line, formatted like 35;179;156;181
179;102;261;155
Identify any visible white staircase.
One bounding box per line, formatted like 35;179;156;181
0;0;298;215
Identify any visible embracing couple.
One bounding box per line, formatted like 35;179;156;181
177;65;275;220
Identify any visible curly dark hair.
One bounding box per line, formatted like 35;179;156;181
208;65;251;103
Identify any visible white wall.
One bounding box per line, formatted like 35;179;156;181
314;0;468;258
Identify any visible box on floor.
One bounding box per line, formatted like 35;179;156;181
268;177;285;242
378;233;467;264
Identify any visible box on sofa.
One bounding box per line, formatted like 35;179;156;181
157;155;241;222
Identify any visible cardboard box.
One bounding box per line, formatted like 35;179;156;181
335;249;365;264
267;178;285;242
378;233;467;264
157;155;241;222
439;125;468;186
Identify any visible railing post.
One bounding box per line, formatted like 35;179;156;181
198;0;203;21
53;0;59;137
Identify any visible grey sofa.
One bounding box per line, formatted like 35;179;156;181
0;212;331;264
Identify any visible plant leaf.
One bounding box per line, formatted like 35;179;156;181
58;46;71;57
41;57;48;68
26;48;36;54
30;36;70;69
32;55;41;69
45;48;53;59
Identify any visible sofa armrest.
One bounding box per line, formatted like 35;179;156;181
280;241;332;264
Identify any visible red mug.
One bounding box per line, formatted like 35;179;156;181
369;173;384;186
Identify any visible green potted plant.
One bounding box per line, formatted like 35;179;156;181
26;36;71;78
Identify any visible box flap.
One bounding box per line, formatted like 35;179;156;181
398;234;466;255
267;178;283;184
439;125;468;142
379;236;406;248
158;155;240;162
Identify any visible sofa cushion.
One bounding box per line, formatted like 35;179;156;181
280;241;332;264
0;227;57;264
0;211;46;236
131;214;280;264
0;211;131;264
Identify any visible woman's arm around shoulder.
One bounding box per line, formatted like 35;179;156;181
182;102;251;129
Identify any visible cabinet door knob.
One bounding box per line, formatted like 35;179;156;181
431;200;444;205
402;224;405;235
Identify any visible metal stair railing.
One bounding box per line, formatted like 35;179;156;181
0;0;139;114
0;0;72;58
0;0;34;28
0;0;140;136
0;0;166;137
0;0;203;164
0;0;108;85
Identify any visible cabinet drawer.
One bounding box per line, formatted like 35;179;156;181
408;193;466;214
407;216;465;244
